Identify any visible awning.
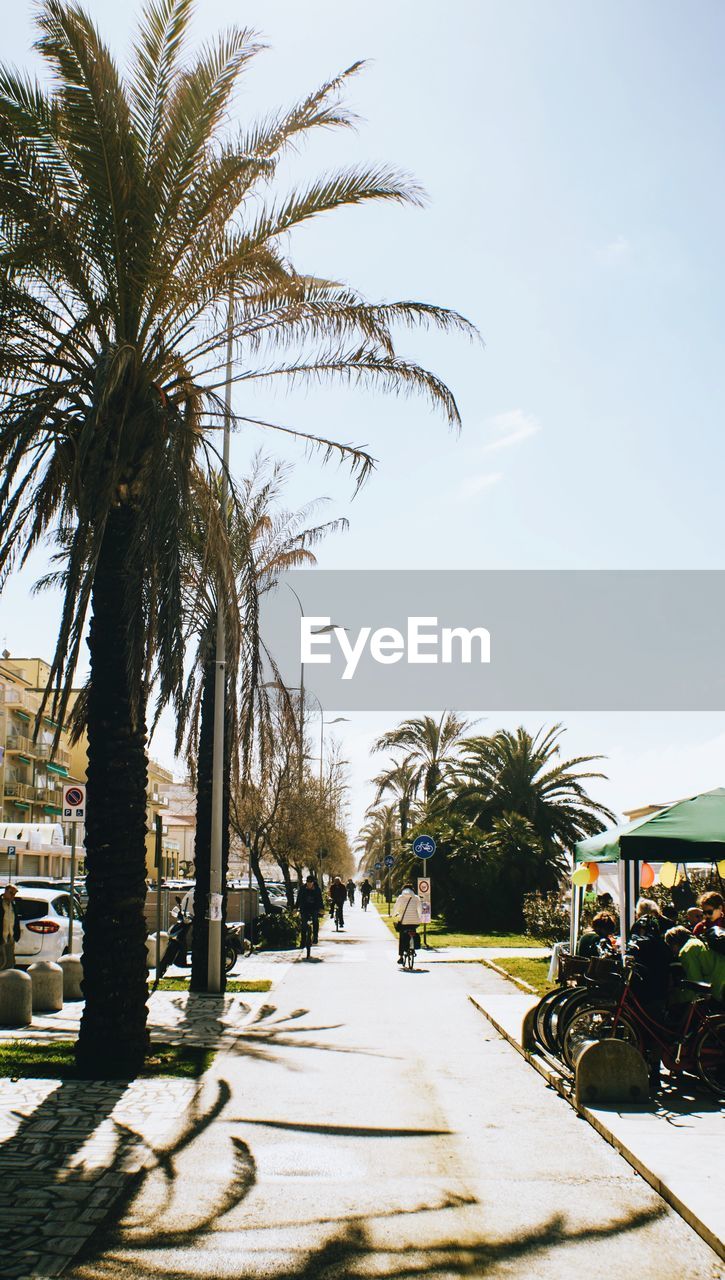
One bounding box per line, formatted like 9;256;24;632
13;802;30;810
43;805;62;815
46;762;68;776
17;755;31;764
14;711;31;721
576;787;725;864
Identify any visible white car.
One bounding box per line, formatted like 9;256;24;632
13;887;84;965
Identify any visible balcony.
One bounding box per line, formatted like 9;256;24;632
148;791;169;808
4;780;35;801
34;787;64;805
3;688;38;715
5;732;34;756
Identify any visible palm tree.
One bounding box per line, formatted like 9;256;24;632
374;713;470;802
371;756;419;840
449;725;615;885
0;1;473;1075
176;458;345;987
355;802;398;876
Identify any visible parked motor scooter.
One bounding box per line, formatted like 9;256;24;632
152;910;192;987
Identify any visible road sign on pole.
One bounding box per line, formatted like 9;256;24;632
63;784;86;822
412;834;436;859
374;861;382;870
384;855;394;868
417;876;432;924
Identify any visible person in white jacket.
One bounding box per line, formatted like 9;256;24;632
392;883;423;964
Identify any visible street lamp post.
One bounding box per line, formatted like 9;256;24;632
207;284;234;993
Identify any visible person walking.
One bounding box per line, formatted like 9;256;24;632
329;876;348;928
1;884;21;970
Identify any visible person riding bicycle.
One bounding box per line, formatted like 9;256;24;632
296;875;324;945
360;879;372;908
346;878;356;907
329;876;347;928
392;882;423;965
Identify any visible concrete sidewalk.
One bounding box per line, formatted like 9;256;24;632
469;987;725;1261
1;907;723;1280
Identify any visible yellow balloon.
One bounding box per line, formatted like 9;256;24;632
572;866;591;887
659;862;677;889
718;861;725;878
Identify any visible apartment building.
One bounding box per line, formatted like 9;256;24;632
145;758;183;880
0;652;84;877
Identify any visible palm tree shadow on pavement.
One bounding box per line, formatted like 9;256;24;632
68;1175;665;1280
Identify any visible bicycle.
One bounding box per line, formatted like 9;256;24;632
334;903;344;931
361;893;370;912
400;925;417;970
562;966;725;1096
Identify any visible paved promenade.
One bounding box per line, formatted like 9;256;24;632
0;906;722;1280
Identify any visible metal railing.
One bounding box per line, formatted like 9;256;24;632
5;732;34;755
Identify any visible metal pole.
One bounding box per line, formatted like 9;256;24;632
68;823;76;953
422;856;427;948
155;814;162;973
207;284;234;993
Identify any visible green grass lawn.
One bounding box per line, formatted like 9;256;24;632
372;898;543;949
492;956;555;997
150;978;272;993
0;1040;215;1080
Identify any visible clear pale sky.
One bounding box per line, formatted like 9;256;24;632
3;1;725;841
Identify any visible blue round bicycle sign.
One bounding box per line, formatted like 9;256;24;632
384;855;394;868
412;834;436;858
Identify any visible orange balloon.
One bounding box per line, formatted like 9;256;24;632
586;862;599;883
640;862;655;888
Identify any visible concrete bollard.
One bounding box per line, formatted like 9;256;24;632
146;932;169;970
0;969;32;1027
28;960;64;1013
575;1039;650;1107
521;1005;537;1052
58;954;84;1001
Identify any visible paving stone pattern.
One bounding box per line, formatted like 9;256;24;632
0;954;287;1280
0;1077;198;1280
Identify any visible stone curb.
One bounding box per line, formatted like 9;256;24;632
468;993;725;1263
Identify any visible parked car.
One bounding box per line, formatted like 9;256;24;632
13;876;86;917
13;888;84;965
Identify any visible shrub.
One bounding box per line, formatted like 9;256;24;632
255;908;300;950
522;891;570;943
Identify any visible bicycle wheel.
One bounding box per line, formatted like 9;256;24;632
548;988;593;1056
305;921;312;960
224;941;237;974
532;988;567;1054
562;1003;640;1070
695;1014;725;1097
405;935;415;970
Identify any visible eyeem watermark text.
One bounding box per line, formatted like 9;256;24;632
301;616;491;680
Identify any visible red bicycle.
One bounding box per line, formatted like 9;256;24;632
562;966;725;1097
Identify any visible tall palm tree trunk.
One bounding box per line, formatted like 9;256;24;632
76;506;150;1078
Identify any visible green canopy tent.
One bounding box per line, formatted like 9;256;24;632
571;788;725;949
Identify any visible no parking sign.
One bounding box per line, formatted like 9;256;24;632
63;783;86;822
